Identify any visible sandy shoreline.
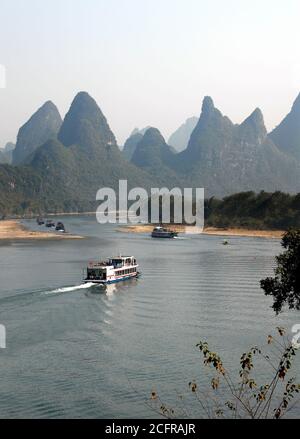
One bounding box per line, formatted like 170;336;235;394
0;219;284;240
0;220;83;240
118;224;284;239
202;227;283;239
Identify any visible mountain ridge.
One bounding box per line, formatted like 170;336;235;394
168;116;199;152
12;101;62;165
269;93;300;161
1;91;300;215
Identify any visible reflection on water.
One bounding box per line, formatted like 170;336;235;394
0;216;299;418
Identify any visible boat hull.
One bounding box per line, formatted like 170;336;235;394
151;232;178;238
84;273;139;285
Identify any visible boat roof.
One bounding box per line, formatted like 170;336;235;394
110;255;134;259
88;256;136;268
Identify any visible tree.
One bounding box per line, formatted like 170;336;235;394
260;229;300;314
149;328;300;419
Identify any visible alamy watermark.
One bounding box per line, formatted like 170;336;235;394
96;180;204;233
0;324;6;349
0;64;6;89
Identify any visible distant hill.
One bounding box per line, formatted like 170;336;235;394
0;92;159;215
168;116;198;152
122;132;143;160
269;93;300;161
0;142;15;164
131;127;182;185
132;127;174;169
1;91;300;215
122;127;151;160
30;93;160;209
130;96;300;197
176;97;300;196
0;149;8;164
12;101;62;165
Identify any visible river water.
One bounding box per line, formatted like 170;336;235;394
0;216;299;418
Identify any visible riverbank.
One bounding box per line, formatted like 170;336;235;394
118;224;284;239
203;227;283;239
2;212;96;220
0;220;83;240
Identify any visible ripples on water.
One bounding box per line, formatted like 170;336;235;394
0;217;299;418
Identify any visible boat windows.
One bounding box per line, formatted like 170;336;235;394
87;268;107;280
110;258;123;268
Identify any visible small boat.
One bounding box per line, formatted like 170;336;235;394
223;239;229;245
36;217;44;225
45;219;55;228
84;255;139;285
55;222;65;232
151;226;178;239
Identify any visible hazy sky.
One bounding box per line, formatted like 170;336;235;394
0;0;300;148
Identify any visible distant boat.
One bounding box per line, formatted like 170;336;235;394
36;217;44;225
223;239;229;245
84;255;139;285
151;226;178;239
55;222;65;232
45;219;55;228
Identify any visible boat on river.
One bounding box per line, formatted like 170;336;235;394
151;226;178;239
36;217;44;225
84;255;139;285
45;219;55;228
55;222;65;232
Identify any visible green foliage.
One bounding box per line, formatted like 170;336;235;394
261;230;300;313
0;149;9;164
205;191;300;230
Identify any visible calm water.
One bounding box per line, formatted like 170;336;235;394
0;216;299;418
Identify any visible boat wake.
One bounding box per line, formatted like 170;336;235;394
44;282;97;295
174;236;189;240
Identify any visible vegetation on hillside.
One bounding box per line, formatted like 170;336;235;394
1;91;300;219
205;191;300;230
0;92;157;217
12;101;62;165
129;95;300;197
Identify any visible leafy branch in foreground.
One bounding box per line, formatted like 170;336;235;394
261;229;300;314
149;327;300;419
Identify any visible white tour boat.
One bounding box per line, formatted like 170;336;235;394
84;255;139;285
151;226;178;238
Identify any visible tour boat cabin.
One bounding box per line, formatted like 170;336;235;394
84;256;139;284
